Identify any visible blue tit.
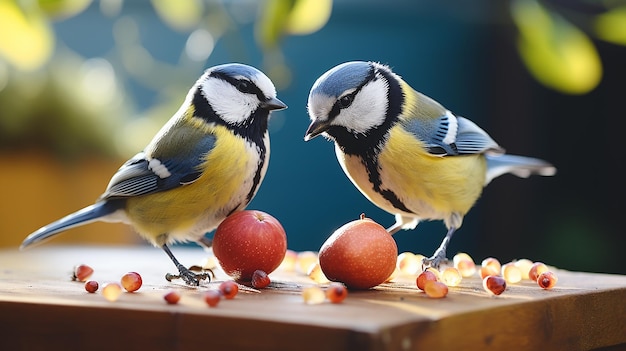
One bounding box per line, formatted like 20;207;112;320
21;63;287;285
304;61;555;268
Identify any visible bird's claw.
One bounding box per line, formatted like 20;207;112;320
165;266;213;286
422;249;448;270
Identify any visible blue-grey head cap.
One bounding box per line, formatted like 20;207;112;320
310;61;373;98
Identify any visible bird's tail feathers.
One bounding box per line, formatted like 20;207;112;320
485;154;556;185
20;201;124;250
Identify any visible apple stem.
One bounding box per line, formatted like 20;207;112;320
359;213;366;220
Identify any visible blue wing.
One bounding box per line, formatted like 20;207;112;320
102;134;216;199
402;111;503;156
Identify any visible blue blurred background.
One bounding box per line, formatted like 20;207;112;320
1;0;624;274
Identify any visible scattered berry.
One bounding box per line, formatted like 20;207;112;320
326;283;348;303
481;257;501;271
529;262;549;281
501;263;522;284
296;251;318;274
251;270;271;289
441;267;462;287
480;257;502;279
479;264;500;279
120;272;142;292
302;286;326;305
424;281;448;298
219;281;239;299
84;280;99;293
72;264;94;282
163;290;181;304
482;275;507;296
513;259;534;280
416;270;438;291
307;262;330;284
537;271;558;289
203;290;221;307
453;253;477;277
397;252;422;275
102;282;122;301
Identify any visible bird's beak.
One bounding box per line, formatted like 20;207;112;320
261;97;287;111
304;119;329;141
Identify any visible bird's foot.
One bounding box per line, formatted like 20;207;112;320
165;265;213;286
422;249;448;270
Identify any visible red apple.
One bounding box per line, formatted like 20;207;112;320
318;214;397;290
212;210;287;282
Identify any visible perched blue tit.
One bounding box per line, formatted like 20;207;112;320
304;61;555;268
21;63;287;285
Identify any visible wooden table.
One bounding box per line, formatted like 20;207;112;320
0;246;624;351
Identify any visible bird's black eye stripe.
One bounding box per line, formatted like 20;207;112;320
327;65;377;120
236;80;253;94
210;71;264;99
338;94;354;109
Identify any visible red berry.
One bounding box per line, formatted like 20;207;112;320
72;264;94;282
219;281;239;299
424;281;448;298
203;290;221;307
326;282;348;303
120;272;142;292
416;270;438;291
537;271;558;289
251;270;271;289
482;275;507;296
529;262;548;281
163;290;181;304
84;280;99;293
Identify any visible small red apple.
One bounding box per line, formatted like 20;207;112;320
318;214;397;290
212;210;287;282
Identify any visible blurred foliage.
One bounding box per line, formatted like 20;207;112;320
0;0;625;157
512;0;601;95
511;0;626;95
0;0;331;158
0;1;54;71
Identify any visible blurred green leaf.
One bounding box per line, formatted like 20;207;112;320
285;0;332;35
151;0;203;32
37;0;92;20
256;0;332;48
0;1;54;71
256;0;293;49
594;6;626;45
512;0;602;94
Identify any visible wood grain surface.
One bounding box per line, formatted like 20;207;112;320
0;246;624;351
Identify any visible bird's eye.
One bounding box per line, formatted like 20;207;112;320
236;81;253;93
338;94;354;109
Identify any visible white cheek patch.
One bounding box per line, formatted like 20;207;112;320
200;79;258;124
334;78;388;134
